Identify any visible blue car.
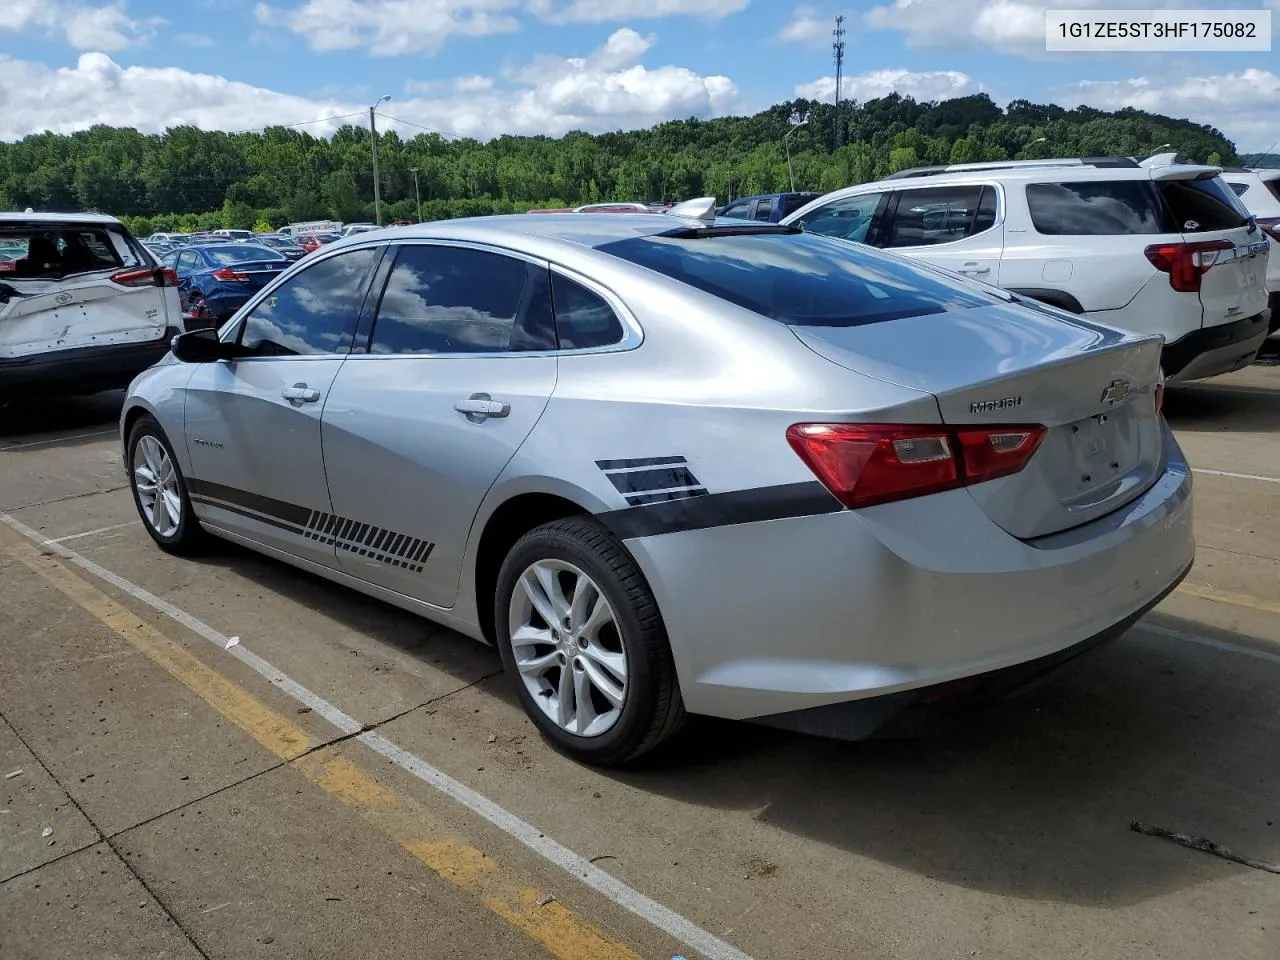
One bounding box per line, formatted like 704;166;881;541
717;192;822;223
160;244;291;327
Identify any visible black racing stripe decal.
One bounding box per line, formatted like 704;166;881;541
188;479;432;574
187;478;312;527
596;481;842;539
606;466;701;495
624;488;709;507
595;456;687;470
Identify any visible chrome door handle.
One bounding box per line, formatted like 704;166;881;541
958;263;991;275
282;383;321;404
455;392;510;422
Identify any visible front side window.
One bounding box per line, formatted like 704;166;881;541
368;245;550;355
1026;180;1166;235
795;192;886;244
551;273;624;349
883;185;995;248
238;248;378;357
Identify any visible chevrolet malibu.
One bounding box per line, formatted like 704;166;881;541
120;212;1194;765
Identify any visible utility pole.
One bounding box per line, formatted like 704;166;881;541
409;167;422;223
369;95;391;225
832;15;846;150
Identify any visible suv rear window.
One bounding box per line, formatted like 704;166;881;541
1025;181;1166;235
1157;176;1250;232
596;231;991;327
0;222;144;279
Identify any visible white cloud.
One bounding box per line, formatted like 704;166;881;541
0;31;739;141
254;0;522;57
797;68;984;103
176;32;215;47
1;0;159;51
527;0;749;24
1060;68;1280;153
777;5;829;45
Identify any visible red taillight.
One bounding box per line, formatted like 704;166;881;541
1257;217;1280;242
787;422;1046;510
111;267;160;287
1144;239;1233;293
211;267;250;281
1154;367;1166;415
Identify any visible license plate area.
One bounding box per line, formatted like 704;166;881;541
1068;411;1123;491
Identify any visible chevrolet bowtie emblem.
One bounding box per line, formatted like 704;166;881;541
1101;379;1130;405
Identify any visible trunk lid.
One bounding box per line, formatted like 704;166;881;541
230;259;290;289
791;300;1165;539
0;270;167;359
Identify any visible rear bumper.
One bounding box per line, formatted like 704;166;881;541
0;329;176;397
1163;311;1270;381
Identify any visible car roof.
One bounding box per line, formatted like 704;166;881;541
0;212;123;225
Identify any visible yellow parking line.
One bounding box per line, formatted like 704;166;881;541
1178;582;1280;617
0;524;640;960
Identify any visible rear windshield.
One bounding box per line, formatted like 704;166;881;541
1158;176;1250;232
0;223;144;279
595;231;992;327
1025;181;1167;235
206;245;285;265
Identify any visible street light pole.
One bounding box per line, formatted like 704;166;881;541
785;117;809;192
1024;136;1047;157
409;167;422;223
369;95;391;226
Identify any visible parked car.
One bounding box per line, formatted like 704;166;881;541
251;235;309;261
158;243;290;327
121;210;1193;765
574;202;652;213
784;156;1271;382
1221;167;1280;332
147;232;191;246
341;223;379;237
210;229;256;241
1;212;180;399
298;232;341;253
719;192;822;223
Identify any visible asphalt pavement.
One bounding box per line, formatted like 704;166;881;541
2;360;1278;960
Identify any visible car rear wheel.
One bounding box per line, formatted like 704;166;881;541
495;518;685;765
127;415;207;554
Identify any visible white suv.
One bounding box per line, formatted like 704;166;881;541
1;213;182;401
783;156;1272;381
1221;167;1280;334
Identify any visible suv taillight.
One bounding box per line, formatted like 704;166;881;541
111;267;170;287
1144;239;1233;293
787;422;1046;509
1256;217;1280;242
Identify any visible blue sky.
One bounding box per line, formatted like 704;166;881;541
1;1;1276;151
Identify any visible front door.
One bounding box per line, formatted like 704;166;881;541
322;242;559;607
183;246;381;566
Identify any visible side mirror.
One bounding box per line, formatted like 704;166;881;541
171;328;242;363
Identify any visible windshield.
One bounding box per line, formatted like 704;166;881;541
0;223;143;279
206;245;285;265
596;230;993;327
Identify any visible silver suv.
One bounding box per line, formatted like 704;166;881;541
784;156;1272;382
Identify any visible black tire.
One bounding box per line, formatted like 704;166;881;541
126;415;208;554
494;517;686;766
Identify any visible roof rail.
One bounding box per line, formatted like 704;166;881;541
883;156;1141;180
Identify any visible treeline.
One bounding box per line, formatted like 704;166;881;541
0;93;1241;236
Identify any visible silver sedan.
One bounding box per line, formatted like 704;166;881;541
120;212;1194;764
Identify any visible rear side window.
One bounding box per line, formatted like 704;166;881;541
1157;177;1250;232
1228;183;1249;197
883;185;997;248
752;200;773;222
720;202;752;220
551;273;624;349
1268;181;1280;204
596;231;991;327
1026;181;1166;235
0;223;142;279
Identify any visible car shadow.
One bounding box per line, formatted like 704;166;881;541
0;390;124;445
1163;379;1280;434
591;619;1280;908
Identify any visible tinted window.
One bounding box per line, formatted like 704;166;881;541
1268;181;1280;204
0;224;139;279
720;202;752;220
596;232;991;328
1228;182;1249;197
239;248;376;356
753;200;774;222
884;185;994;248
551;273;624;349
206;245;285;264
1026;181;1166;235
797;192;885;243
782;194;819;217
369;245;538;355
1157;177;1250;232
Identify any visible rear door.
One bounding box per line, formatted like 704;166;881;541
877;183;1004;281
321;241;558;607
1152;169;1270;328
0;221;170;361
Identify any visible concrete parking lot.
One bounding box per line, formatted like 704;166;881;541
2;358;1278;960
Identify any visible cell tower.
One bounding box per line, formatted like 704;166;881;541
832;15;846;149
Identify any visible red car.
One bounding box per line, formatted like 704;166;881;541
298;232;340;253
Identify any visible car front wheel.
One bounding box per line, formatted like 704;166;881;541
127;415;207;554
495;518;686;765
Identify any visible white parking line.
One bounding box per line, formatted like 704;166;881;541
50;521;140;543
0;429;116;451
1191;468;1280;485
0;510;753;960
1135;622;1280;666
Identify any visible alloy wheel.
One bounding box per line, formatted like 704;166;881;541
133;434;183;538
